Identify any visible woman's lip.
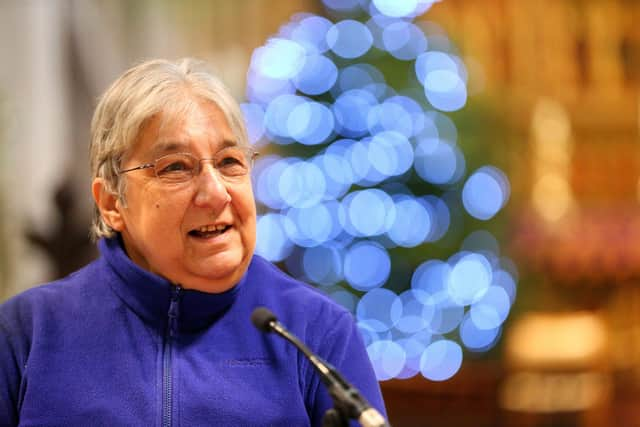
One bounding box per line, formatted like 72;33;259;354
188;225;232;238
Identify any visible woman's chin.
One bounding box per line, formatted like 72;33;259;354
181;254;247;291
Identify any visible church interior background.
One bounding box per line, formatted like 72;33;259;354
1;1;639;426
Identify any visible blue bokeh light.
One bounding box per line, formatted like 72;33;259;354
349;190;392;235
322;0;362;13
447;252;493;305
292;54;338;95
420;339;463;381
278;160;327;208
414;139;464;185
347;138;389;185
493;269;517;304
427;110;458;143
371;0;439;19
356;287;402;332
333;89;378;137
382;21;428;60
344;241;391;291
416;51;468;111
395;337;428;379
246;71;296;105
313;152;353;199
342;139;370;183
385;96;425;136
413;0;440;16
287;101;335;145
252;38;306;80
366;14;399;51
424;70;467;112
368;131;414;177
367;340;407;381
284;204;336;247
368;102;413;138
291;16;333;54
254;156;294;209
303;244;344;285
411;259;450;295
357;321;382;347
248;2;518;383
469;285;511;329
372;0;421;18
425;291;465;334
462;166;510;220
240;103;266;146
326;20;373;59
255;214;294;262
338;64;385;92
460;314;501;352
340;189;396;237
264;94;307;140
334;63;389;101
387;196;432;247
415;51;462;85
395;290;433;333
422;195;451;242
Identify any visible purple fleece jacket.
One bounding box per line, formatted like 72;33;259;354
0;236;385;426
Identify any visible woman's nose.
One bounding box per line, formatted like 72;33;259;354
193;162;231;209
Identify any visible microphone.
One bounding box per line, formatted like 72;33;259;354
251;307;390;427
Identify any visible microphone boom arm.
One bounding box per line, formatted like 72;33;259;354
255;311;390;427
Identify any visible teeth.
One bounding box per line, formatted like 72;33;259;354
197;224;228;233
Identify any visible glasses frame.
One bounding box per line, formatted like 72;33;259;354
117;146;259;183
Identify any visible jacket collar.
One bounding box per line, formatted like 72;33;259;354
99;235;245;334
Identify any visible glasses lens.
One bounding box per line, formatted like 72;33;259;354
214;147;252;177
154;153;197;183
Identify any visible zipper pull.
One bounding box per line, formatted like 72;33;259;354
168;285;182;338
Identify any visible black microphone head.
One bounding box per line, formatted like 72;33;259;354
251;307;277;332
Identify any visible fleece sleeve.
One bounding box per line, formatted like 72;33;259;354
0;313;21;427
306;311;387;427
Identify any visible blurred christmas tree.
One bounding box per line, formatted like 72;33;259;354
242;0;517;382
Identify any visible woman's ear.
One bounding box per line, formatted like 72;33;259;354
92;178;125;232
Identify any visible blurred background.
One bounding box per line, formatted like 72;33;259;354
0;0;639;426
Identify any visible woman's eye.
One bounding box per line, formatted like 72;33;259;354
218;156;242;167
159;161;191;174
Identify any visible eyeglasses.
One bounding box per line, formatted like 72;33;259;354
118;146;258;184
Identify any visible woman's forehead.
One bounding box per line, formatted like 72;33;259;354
158;97;226;129
130;102;237;158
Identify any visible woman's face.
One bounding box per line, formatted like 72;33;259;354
97;99;256;293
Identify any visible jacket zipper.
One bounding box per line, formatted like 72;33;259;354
163;285;182;427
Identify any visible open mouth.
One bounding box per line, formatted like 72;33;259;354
188;224;231;239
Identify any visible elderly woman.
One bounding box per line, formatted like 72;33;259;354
0;58;386;426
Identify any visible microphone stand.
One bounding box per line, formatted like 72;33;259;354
251;307;390;427
270;316;386;427
322;406;349;427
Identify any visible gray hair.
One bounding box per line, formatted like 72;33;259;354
89;58;249;240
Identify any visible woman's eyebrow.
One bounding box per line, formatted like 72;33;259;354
150;140;190;157
219;139;239;149
149;138;239;158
